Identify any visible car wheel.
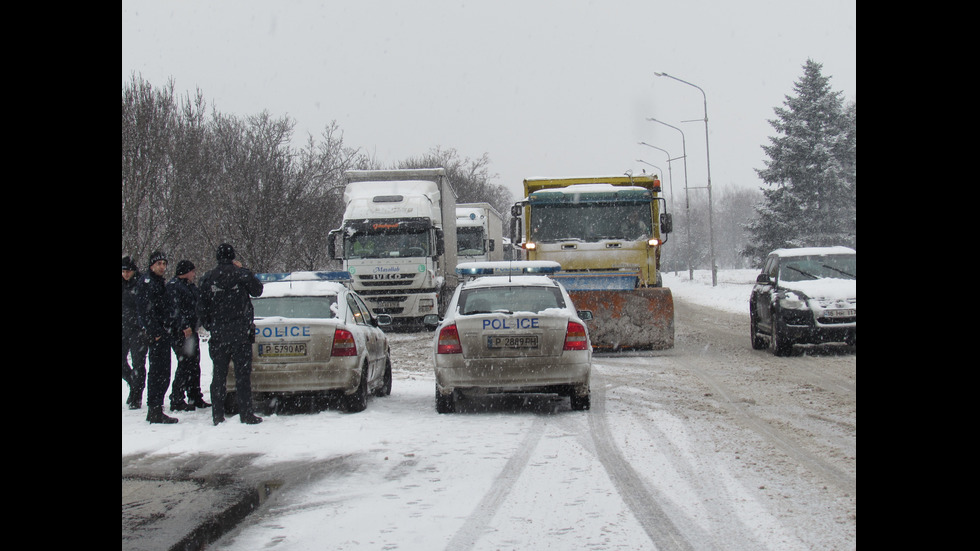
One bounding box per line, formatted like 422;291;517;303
570;386;590;411
374;357;392;397
750;308;767;350
771;319;794;356
436;388;455;414
343;364;369;413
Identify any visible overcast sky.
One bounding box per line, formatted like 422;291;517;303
121;0;856;203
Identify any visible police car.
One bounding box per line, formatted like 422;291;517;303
428;261;593;413
225;271;393;414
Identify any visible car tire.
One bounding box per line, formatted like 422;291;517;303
570;387;590;411
374;357;392;397
771;318;794;356
343;364;369;413
750;308;767;350
435;388;455;414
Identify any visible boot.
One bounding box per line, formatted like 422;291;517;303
240;413;263;425
127;390;142;410
147;407;178;424
170;399;193;412
190;395;211;409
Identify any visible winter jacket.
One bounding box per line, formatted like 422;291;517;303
167;276;200;336
122;271;142;333
197;261;263;342
136;270;175;341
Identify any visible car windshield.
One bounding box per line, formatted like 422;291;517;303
252;296;339;319
779;254;856;282
458;285;565;314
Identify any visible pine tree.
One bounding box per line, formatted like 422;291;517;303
743;59;856;265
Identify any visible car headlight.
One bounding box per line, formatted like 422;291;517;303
779;290;809;310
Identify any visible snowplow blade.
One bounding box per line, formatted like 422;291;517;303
569;288;675;351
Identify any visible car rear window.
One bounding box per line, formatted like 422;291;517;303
458;286;565;314
252;296;339;319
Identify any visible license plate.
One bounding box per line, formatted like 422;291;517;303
377;301;400;308
823;309;855;318
257;342;307;357
487;335;539;348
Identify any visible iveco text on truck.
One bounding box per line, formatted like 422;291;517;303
456;203;504;263
511;174;674;349
329;169;458;325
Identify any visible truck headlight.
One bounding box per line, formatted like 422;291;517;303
419;298;435;311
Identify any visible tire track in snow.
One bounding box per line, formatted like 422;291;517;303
679;358;857;497
443;417;546;551
588;372;705;551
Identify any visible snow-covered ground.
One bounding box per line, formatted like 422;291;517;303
123;269;856;550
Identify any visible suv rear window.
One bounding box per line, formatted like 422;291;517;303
458;286;565;314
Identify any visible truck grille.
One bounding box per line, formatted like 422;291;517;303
357;273;416;287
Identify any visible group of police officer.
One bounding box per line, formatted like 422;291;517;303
121;243;265;425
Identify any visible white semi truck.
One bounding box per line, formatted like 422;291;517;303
455;202;504;263
328;168;458;325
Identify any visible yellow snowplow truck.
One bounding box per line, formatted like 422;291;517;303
511;174;674;350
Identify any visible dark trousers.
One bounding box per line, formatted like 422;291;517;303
122;328;148;404
209;336;254;421
145;336;172;412
170;333;203;403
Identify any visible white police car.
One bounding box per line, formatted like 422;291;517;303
428;261;593;413
225;271;393;413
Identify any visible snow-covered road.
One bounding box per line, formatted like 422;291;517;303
122;271;856;550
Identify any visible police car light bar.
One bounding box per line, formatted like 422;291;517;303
257;271;353;283
456;261;561;276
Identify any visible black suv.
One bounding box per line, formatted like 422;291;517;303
750;247;856;355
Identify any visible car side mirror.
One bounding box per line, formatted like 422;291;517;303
375;314;393;327
423;314;441;330
660;213;673;234
756;273;771;284
577;310;594;321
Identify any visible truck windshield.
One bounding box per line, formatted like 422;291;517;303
346;231;430;259
457;227;486;255
531;203;652;242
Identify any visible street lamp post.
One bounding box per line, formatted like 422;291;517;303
635;159;663;179
638;141;680;213
647;117;693;281
655;71;717;286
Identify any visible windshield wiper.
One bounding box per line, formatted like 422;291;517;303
785;266;818;280
822;264;855;279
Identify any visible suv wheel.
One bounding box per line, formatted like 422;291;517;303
750;308;767;350
771;319;794;356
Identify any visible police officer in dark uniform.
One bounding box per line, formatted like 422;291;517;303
197;243;264;425
167;260;210;412
137;250;179;424
122;255;148;409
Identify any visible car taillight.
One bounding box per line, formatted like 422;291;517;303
437;324;462;354
564;321;589;351
331;328;357;356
